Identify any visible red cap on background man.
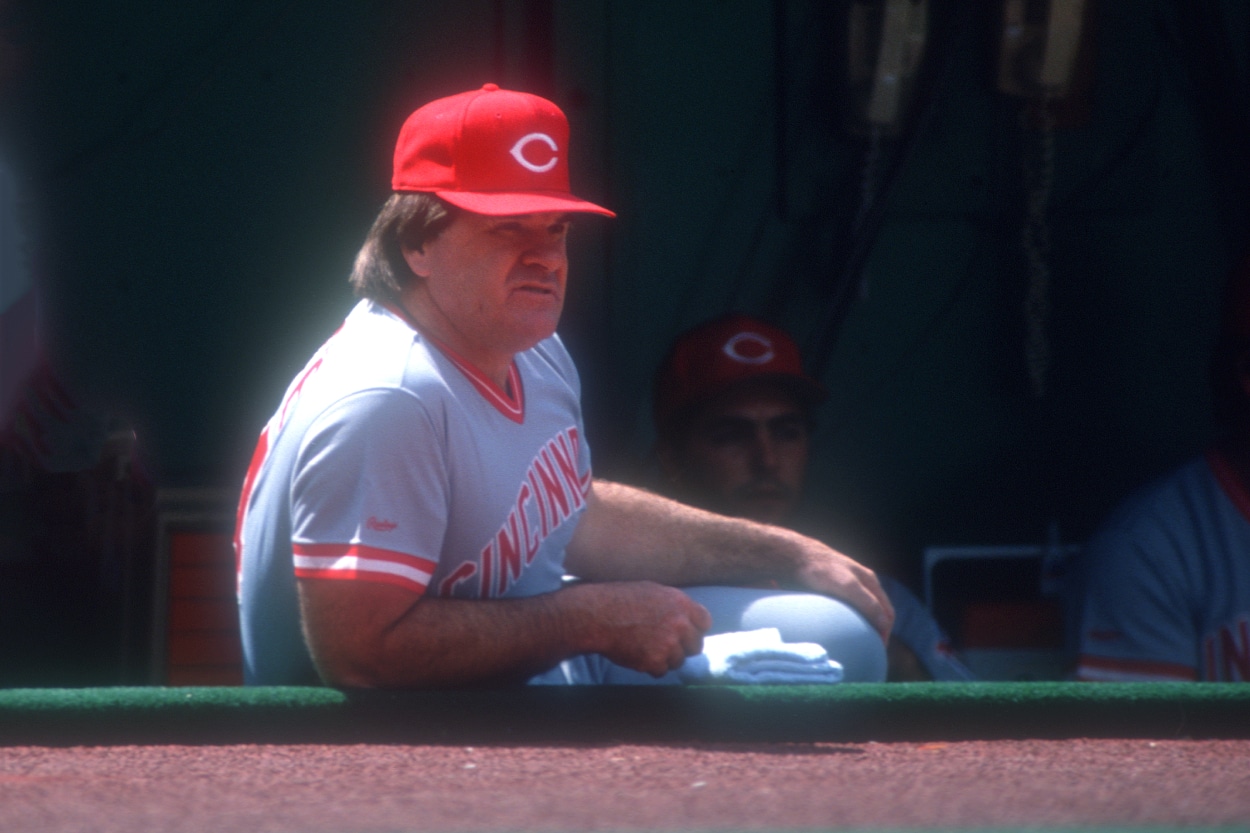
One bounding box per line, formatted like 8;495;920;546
654;314;827;430
392;83;614;218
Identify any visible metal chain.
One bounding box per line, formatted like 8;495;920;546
852;124;884;299
1022;102;1056;399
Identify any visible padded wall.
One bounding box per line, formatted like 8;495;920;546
6;0;1249;596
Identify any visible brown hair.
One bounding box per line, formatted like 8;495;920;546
348;192;457;304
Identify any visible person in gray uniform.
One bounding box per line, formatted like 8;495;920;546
1075;248;1250;683
235;84;893;688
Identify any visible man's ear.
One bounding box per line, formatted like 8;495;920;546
401;243;430;279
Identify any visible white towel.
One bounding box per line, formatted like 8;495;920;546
678;627;844;685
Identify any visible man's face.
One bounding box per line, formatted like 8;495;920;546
664;382;811;525
402;210;571;372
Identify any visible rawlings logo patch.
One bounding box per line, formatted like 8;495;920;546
366;516;397;533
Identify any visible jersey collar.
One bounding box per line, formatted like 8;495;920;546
382;302;525;424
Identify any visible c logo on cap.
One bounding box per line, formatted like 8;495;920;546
723;332;775;365
510;133;559;173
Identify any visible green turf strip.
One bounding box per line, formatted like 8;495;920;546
0;682;1245;746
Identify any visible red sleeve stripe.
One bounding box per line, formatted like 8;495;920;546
294;556;432;592
292;545;437;591
1075;654;1197;682
293;542;438;573
294;567;429;595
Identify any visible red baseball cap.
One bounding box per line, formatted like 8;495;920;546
653;314;827;428
392;83;614;218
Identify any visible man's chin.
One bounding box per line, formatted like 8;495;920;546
500;315;561;353
731;496;795;526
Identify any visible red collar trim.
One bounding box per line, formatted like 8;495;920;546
383;303;525;424
1206;448;1250;524
436;344;525;424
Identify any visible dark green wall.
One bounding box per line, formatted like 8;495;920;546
10;0;1250;584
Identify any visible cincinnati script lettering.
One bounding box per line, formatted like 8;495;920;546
1202;615;1250;681
438;427;590;597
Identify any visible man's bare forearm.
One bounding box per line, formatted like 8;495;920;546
565;479;895;638
564;480;794;584
298;576;708;688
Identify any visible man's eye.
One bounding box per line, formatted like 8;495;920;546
707;425;752;446
770;418;808;443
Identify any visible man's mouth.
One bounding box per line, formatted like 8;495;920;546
511;276;560;296
735;483;792;502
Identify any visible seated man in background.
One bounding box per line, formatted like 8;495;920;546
1076;250;1250;683
652;314;974;682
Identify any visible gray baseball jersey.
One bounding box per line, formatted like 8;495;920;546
235;299;591;685
1076;451;1250;682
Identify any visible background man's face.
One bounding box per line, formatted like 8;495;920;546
668;382;811;525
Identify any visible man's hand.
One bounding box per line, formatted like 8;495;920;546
568;480;894;644
564;581;712;677
784;530;895;641
298;574;711;688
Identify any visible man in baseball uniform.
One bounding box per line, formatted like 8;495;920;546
650;314;975;682
1075;249;1250;682
235;84;894;687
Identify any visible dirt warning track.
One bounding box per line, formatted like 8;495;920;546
1;737;1248;832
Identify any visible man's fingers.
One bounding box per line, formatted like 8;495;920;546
688;599;713;633
801;555;896;642
857;566;896;639
667;640;689;672
587;581;718;676
679;622;705;658
846;578;894;642
676;597;709;658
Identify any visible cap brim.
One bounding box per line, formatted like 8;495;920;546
725;374;828;408
435;190;615;217
658;374;828;430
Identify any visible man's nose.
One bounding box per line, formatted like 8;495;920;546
521;234;567;271
751;427;780;472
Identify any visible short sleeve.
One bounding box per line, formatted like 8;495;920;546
1076;507;1199;681
289;388;446;595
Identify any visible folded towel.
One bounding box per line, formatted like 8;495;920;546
678;627;844;685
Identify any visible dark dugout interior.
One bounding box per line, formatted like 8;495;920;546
0;0;1247;684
